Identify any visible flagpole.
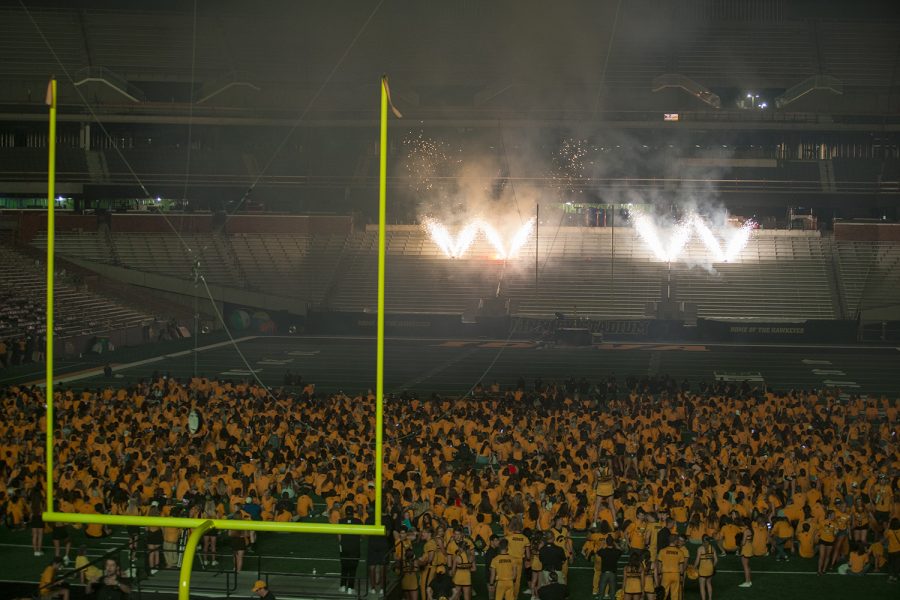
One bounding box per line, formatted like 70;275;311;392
45;78;57;514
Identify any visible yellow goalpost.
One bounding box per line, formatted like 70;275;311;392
42;77;393;599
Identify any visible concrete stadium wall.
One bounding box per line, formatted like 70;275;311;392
834;222;900;241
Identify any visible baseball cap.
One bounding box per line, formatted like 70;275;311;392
251;580;267;592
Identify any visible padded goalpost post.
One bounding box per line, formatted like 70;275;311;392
42;77;392;599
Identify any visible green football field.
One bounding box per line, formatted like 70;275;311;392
27;334;900;397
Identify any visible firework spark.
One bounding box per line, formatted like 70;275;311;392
402;132;458;193
550;138;593;194
631;210;692;262
691;215;755;263
630;207;754;263
423;218;479;258
423;218;535;260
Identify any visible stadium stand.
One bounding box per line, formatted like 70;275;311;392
325;227;839;320
817;22;900;87
0;244;152;344
230;232;345;306
34;227;849;321
834;241;900;316
0;7;87;78
672;24;816;89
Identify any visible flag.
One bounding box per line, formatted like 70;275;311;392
45;78;55;107
381;76;403;118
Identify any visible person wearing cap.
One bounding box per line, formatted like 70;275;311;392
537;570;565;600
252;579;275;599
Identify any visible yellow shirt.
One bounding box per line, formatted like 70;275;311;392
490;554;517;582
848;551;869;574
797;530;816;558
75;555;103;581
39;566;56;592
658;546;684;573
506;533;528;560
818;520;836;543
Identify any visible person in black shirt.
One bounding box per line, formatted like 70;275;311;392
93;559;131;600
539;532;566;577
538;570;566;600
597;536;623;600
338;505;362;593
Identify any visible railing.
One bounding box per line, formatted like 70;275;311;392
128;545;394;599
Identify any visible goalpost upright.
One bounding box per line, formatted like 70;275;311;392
43;77;392;599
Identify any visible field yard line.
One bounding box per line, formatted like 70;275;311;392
35;336;258;385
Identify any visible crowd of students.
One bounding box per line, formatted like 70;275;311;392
0;374;897;599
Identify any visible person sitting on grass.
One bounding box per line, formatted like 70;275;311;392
843;541;873;575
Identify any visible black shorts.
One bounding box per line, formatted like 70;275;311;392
819;540;833;547
231;537;246;552
127;526;140;537
29;517;43;529
615;444;625;455
147;530;163;546
52;526;68;541
852;526;868;533
367;543;389;565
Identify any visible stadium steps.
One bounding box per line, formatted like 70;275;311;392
834;241;900;316
0;244;153;339
229;233;346;307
